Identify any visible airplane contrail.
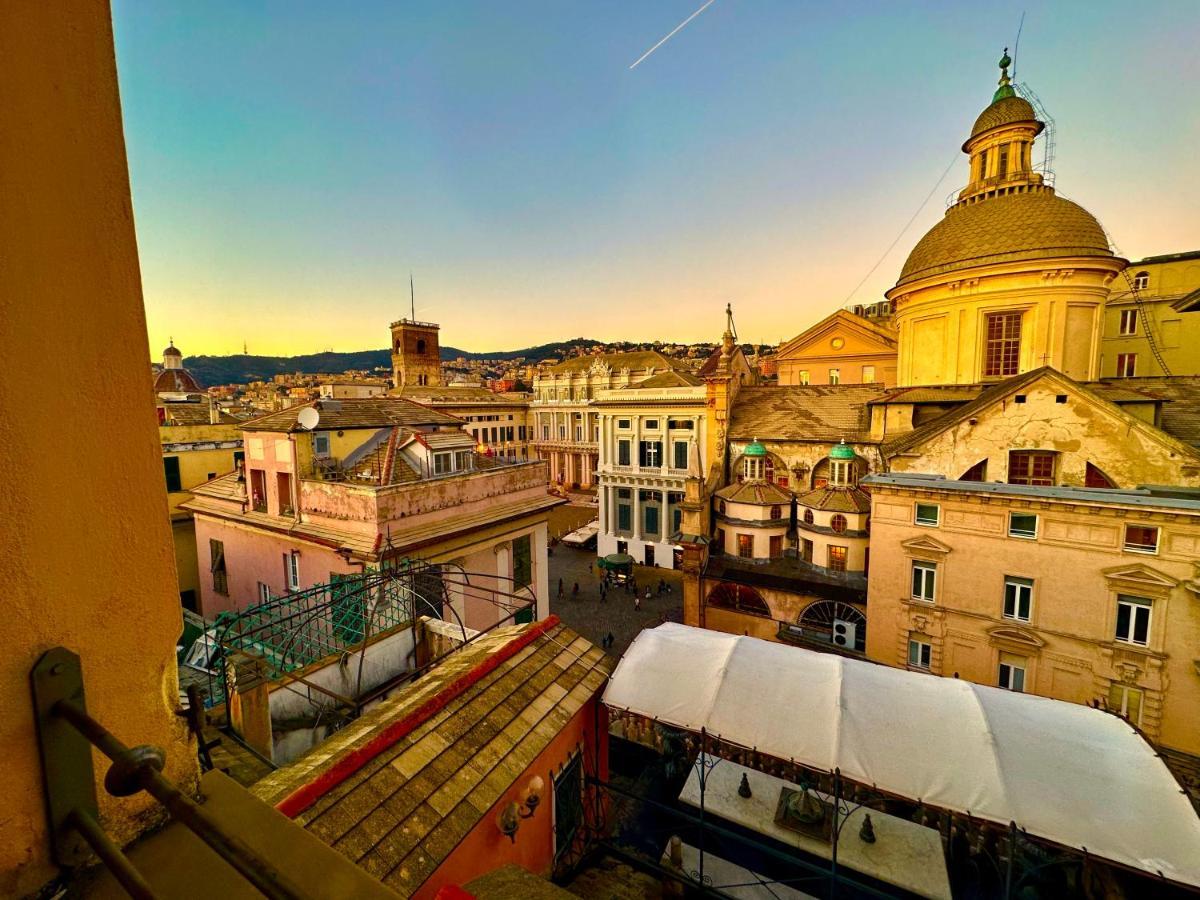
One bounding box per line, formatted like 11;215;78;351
629;0;718;70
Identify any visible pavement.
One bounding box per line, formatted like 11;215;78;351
548;513;683;659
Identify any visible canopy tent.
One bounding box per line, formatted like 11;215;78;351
603;623;1200;889
598;553;634;570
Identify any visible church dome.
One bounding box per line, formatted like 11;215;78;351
154;367;202;394
829;440;856;461
897;191;1113;287
966;95;1042;147
163;343;182;358
743;439;767;458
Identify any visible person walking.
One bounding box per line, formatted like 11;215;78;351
634;592;641;612
557;580;565;603
572;582;580;601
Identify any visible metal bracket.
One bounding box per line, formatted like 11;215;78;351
31;647;99;866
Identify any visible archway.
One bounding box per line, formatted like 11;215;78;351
706;582;771;617
798;600;866;652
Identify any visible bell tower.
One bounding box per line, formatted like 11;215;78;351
390;318;441;388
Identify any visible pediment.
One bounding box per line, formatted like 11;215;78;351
987;625;1046;649
901;534;953;555
778;311;897;360
1101;563;1180;589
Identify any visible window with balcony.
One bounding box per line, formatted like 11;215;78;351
1003;576;1033;621
638;440;662;468
672;441;688;470
998;653;1026;692
827;545;847;571
1008;450;1055;486
983;311;1022;377
617;440;631;466
1115;594;1152;645
1119;309;1138;335
915;503;939;527
1108;684;1143;726
908;636;931;670
1116;353;1137;377
911;561;936;602
1008;512;1038;539
644;505;660;536
1123;524;1159;554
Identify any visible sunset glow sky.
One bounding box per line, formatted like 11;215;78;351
112;1;1200;357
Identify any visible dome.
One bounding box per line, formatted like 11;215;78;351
896;191;1114;288
154;367;202;393
829;440;856;461
163;344;182;357
965;95;1042;147
743;440;767;458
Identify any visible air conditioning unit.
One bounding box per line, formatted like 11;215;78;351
832;619;857;648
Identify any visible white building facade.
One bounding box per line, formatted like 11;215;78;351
595;381;708;569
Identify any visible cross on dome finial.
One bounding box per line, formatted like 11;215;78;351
992;47;1016;102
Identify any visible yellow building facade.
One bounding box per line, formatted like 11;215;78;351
887;53;1125;387
1101;250;1200;378
776;309;898;387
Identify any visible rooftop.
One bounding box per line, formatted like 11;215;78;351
242;397;463;432
542;349;681;375
728;385;885;443
252;617;610;897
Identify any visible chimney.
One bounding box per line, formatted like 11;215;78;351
209;399;220;425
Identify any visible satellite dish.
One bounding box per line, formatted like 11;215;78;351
296;407;320;431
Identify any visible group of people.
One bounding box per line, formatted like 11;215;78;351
557;570;673;610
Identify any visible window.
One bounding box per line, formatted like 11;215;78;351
433;451;453;475
978;148;988;180
210;539;228;596
799;370;810;385
1133;271;1149;291
983;311;1022;377
803;509;814;525
574;425;582;441
911;561;936;602
960;459;987;481
830;514;848;534
1008;512;1038;539
257;581;271;604
542;425;550;440
673;441;688;470
313;433;331;456
707;582;771;616
617;439;631;466
1085;462;1117;489
163;456;182;493
828;368;840;385
638;440;662;468
416;338;426;354
862;365;876;382
998;654;1026;692
1108;684;1143;726
1115;594;1152;645
617;504;631;532
801;538;813;562
914;503;939;527
769;535;783;557
998;143;1009;176
768;505;782;521
513;535;532;588
286;551;300;591
617;418;631;429
908;637;932;670
1124;525;1159;554
554;753;584;861
1003;576;1033;621
737;534;754;558
827;545;847;571
644;505;659;536
668;419;694;430
1116;353;1137;377
1008;450;1054;486
558;424;566;439
1119;309;1138;336
645;419;659;430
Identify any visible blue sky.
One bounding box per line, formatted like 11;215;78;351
112;1;1200;356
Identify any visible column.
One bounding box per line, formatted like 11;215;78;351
598;485;608;533
633;488;643;542
663;490;670;542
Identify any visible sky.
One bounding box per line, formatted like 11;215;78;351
112;1;1200;358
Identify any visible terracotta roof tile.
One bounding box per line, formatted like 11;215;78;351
729;385;886;443
795;486;872;513
243;397;463;432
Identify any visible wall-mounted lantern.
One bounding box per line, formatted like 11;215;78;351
495;775;545;842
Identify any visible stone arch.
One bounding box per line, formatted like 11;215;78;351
798;600;866;652
706;582;771;617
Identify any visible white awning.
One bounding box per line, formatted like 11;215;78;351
602;623;1200;888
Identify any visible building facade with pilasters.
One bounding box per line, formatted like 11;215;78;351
594;377;707;569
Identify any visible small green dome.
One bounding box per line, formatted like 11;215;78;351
829;440;856;461
743;439;767;458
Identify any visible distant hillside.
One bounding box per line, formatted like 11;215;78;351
183;337;608;386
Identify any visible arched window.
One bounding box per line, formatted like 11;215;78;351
960;460;988;482
798;601;866;652
1085;462;1117;489
810;458;830;489
416;339;427;354
717;500;726;515
707;582;771;617
830;514;848;534
803;509;814;525
769;505;782;520
1133;271;1149;291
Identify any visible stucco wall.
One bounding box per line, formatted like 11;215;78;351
0;2;197;892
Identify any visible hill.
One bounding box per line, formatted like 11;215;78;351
182;337;608;386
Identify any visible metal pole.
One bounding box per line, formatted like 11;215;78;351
1005;820;1017;898
54;700;307;900
831;768;841;898
698;727;706;889
68;808;158;900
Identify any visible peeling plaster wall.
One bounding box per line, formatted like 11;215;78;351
0;3;197;893
889;383;1200;488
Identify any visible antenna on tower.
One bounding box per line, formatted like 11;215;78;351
1012;11;1025;80
410;272;415;321
1015;81;1055;186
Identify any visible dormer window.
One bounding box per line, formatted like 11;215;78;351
1133;271;1149;291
